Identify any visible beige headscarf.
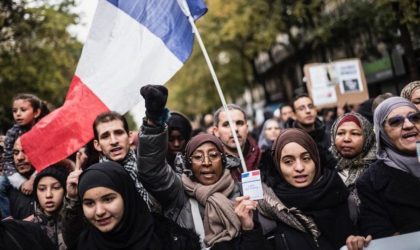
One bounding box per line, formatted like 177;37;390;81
182;170;241;247
401;81;420;100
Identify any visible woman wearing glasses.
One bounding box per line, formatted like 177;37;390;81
138;129;264;250
357;96;420;239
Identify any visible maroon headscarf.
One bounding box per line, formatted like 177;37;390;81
184;134;224;168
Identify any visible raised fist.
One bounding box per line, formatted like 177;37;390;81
140;84;168;122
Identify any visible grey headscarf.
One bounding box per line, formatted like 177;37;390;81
374;96;420;177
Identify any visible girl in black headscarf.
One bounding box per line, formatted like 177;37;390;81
63;161;200;250
258;128;370;250
31;163;70;250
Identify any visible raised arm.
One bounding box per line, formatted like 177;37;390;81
137;85;187;211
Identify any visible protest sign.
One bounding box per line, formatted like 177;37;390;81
304;58;369;108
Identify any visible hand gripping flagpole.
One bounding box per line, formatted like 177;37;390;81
178;0;247;174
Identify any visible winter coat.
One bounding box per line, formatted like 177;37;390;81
227;135;261;183
258;213;335;250
61;198;204;250
8;187;34;220
31;203;67;249
137;124;264;250
357;160;420;239
258;169;355;250
0;219;55;250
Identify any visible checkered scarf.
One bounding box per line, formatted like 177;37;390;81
100;150;150;208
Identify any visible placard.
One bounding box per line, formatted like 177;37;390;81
304;58;369;108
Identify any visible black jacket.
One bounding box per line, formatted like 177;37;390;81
8;188;34;220
259;169;355;250
357;160;420;239
0;219;55;250
62;197;202;250
258;213;335;250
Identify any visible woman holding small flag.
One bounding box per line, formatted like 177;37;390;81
137;85;265;249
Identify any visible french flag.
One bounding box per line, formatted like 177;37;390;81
21;0;207;171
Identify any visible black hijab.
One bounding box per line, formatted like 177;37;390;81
78;162;159;250
269;129;352;248
269;128;348;208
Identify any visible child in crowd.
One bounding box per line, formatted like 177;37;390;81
30;163;69;250
3;93;47;195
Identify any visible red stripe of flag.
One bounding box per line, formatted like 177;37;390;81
21;76;109;172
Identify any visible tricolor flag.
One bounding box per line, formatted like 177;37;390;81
21;0;207;171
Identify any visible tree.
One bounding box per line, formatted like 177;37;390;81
167;0;420;118
167;0;281;116
0;0;82;133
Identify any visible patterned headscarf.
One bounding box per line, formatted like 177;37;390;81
401;81;420;100
330;112;376;186
374;97;420;178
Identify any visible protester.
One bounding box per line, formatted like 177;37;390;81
285;94;337;169
357;97;420;239
166;111;192;170
258;128;370;250
92;111;151;207
202;113;215;134
279;104;295;125
8;137;35;219
0;219;55;250
63;161;202;250
330;112;376;223
258;119;282;152
400;80;420;110
3;93;45;194
371;92;393;113
138;85;264;249
213;104;261;182
30;163;69;249
321;108;336;132
356;98;374;124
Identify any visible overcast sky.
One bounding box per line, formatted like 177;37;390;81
69;0;98;42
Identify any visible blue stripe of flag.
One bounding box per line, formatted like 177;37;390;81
106;0;207;63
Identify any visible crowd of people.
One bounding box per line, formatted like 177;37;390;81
0;80;419;250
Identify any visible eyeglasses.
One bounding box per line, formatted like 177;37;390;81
190;151;222;164
385;112;420;128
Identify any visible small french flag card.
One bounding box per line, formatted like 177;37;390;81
241;170;264;200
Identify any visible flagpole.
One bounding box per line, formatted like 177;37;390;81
178;0;247;174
